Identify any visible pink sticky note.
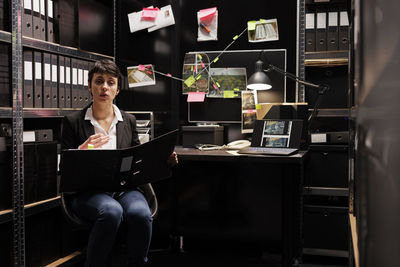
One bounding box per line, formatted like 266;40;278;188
147;71;153;74
187;92;205;102
167;73;172;77
248;109;255;114
138;64;145;71
212;83;218;90
200;62;205;68
141;7;159;20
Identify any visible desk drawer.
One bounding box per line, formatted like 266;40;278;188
305;146;349;188
303;204;349;251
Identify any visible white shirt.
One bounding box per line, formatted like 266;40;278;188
84;104;123;149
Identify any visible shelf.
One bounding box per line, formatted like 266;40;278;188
303;248;349;258
306;0;348;4
0;107;82;118
22;36;113;61
0;30;11;44
305;51;349;67
45;251;85;267
304;186;349;196
0;196;61;224
309;108;350;117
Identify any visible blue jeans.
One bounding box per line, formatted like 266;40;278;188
70;190;152;267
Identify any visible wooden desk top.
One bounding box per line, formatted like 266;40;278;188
175;146;307;164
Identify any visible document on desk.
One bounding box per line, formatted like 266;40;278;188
59;129;178;193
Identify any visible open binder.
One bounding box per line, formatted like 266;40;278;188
59;129;178;193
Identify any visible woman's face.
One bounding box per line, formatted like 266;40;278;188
89;73;119;103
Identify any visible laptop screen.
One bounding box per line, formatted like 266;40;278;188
251;120;303;149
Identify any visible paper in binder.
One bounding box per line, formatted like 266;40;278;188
339;11;349;51
23;49;34;108
58;56;65;108
305;13;315;52
316;11;327;52
46;0;55;42
43;52;52;108
23;0;34;37
327;11;339;51
33;51;43;108
50;54;58;108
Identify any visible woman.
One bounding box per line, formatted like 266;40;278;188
61;59;177;267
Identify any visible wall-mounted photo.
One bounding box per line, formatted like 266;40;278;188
127;64;156;88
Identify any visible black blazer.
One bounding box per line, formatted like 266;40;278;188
61;104;140;150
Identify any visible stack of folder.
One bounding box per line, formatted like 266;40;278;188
23;48;94;108
305;4;349;53
23;0;55;42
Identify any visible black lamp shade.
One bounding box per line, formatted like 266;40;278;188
247;60;272;90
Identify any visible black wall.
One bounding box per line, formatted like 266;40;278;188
115;0;298;137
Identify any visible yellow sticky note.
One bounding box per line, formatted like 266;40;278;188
256;104;262;109
233;88;240;91
88;144;94;149
223;91;236;98
248;20;256;31
259;19;266;23
197;54;202;60
195;75;201;80
191;65;193;71
213;57;219;63
216;82;220;87
233;35;239;40
184;75;196;87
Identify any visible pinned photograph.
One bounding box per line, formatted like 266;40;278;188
241;91;258;134
208;68;247;98
248;18;279;43
127;64;156;88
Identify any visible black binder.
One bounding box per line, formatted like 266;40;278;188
50;53;58;108
0;43;10;107
316;10;327;52
305;12;315;52
64;57;72;108
46;0;55;42
54;0;78;47
39;0;46;40
33;51;43;108
23;49;34;108
327;11;339;51
32;0;41;39
58;55;65;108
82;60;90;106
339;11;349;51
43;52;52;108
60;129;178;193
77;59;84;108
71;58;79;108
22;0;33;37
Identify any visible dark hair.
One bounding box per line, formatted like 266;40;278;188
88;59;122;89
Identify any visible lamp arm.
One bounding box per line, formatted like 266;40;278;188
264;64;329;94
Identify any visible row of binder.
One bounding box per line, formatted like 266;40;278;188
305;9;349;52
0;43;9;107
23;48;94;108
23;0;56;43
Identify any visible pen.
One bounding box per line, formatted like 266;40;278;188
199;22;210;34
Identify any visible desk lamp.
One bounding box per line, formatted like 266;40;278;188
247;59;329;128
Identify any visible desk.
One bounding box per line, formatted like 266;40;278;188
171;147;307;266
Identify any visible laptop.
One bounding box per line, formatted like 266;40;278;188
238;119;303;156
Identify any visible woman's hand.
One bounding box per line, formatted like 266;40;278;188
78;133;109;149
167;151;178;166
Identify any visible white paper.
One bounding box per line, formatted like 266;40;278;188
147;5;175;32
52;65;57;82
311;133;327;143
48;0;53;18
44;63;51;81
127;6;156;33
317;13;326;29
24;0;32;10
59;66;65;84
40;0;45;16
24;61;33;80
340;11;349;26
33;0;40;12
23;131;35;142
78;69;83;85
306;13;315;29
328;12;338;26
197;9;218;41
83;70;89;86
35;62;41;80
72;68;77;85
66;67;71;84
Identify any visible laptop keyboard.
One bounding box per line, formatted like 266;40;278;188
239;147;298;155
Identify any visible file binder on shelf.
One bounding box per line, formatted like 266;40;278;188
46;0;55;42
77;59;84;108
83;60;91;105
39;0;46;40
64;57;72;108
23;49;34;108
339;11;349;51
316;10;327;52
32;0;41;39
50;54;58;108
23;0;33;37
54;0;78;47
33;51;43;108
60;129;178;193
71;58;79;108
43;52;52;108
305;12;315;52
327;11;339;51
58;56;65;108
0;44;10;107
